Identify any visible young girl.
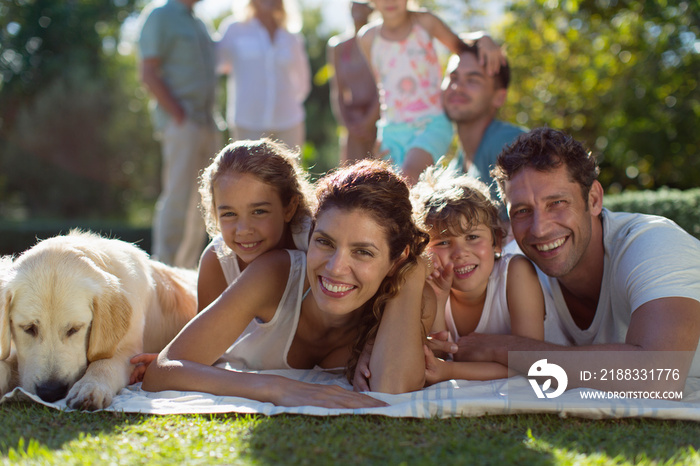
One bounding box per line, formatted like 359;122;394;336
130;138;314;382
411;167;545;384
194;137;314;311
356;0;504;184
141;160;434;408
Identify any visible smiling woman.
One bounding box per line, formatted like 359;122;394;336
141;159;434;408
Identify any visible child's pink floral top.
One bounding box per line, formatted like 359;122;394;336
371;22;444;124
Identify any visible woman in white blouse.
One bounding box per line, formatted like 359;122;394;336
217;0;311;151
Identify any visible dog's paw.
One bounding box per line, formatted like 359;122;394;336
65;379;114;410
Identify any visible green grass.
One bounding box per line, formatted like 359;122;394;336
1;404;699;465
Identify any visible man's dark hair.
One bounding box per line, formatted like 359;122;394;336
490;127;600;201
456;41;510;90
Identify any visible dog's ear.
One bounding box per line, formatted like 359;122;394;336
0;256;14;360
87;290;132;362
0;290;11;360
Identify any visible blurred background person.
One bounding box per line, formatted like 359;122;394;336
137;0;220;268
217;0;311;151
327;1;379;164
442;41;525;204
357;0;504;184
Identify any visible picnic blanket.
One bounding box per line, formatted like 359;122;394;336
3;369;700;421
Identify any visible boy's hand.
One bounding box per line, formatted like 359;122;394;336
426;253;454;305
426;330;457;358
423;345;448;386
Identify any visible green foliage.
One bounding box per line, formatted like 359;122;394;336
499;0;700;192
0;405;699;465
604;187;700;238
0;0;158;220
2;0;699;221
0;0;136;102
300;5;341;177
0;1;339;222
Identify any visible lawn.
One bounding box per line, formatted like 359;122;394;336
1;404;699;465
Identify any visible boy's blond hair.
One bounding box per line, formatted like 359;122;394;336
411;165;505;247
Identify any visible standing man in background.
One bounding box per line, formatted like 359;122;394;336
137;0;220;268
327;0;379;163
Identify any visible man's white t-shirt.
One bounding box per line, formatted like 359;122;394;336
540;208;700;375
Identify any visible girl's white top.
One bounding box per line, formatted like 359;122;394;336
216;249;307;370
370;22;444;124
445;253;515;342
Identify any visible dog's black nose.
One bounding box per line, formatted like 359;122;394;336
35;380;69;402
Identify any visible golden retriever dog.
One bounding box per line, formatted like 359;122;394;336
0;231;197;410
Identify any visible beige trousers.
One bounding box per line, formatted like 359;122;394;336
152;119;220;268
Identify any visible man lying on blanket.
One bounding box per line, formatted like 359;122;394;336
358;128;700;397
448;128;700;393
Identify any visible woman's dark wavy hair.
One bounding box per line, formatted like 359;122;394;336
490;127;600;203
313;159;430;383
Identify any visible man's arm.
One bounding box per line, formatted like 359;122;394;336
625;297;700;353
450;297;700;392
140;57;185;124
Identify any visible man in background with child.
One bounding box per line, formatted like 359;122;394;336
442;39;526;202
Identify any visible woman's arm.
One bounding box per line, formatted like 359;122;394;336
142;251;289;393
506;255;545;340
196;242;229;313
368;259;435;393
145;357;383;408
129;242;232;384
327;38;345;127
215;17;237;75
142;250;386;408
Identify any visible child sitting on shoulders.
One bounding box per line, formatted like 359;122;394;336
411;166;545;384
357;0;504;184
